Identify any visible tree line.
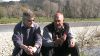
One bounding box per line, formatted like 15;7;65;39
0;0;100;19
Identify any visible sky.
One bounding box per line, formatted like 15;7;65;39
2;0;20;2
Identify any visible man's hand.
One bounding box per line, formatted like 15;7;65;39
54;34;67;47
54;38;64;47
20;45;34;55
20;44;28;51
25;46;38;56
70;38;75;47
24;48;33;55
20;45;31;55
28;46;37;53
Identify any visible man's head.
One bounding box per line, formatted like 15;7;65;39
22;10;35;28
54;12;64;29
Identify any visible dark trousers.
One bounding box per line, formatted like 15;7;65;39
41;44;80;56
21;49;40;56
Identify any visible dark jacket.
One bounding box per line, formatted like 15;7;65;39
42;22;73;47
12;22;42;56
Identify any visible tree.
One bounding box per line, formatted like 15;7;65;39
0;6;5;19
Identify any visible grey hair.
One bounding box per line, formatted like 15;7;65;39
22;9;35;20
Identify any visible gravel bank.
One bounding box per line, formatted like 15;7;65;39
0;26;100;56
0;32;14;56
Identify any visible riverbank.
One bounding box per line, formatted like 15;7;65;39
0;32;14;56
0;25;100;56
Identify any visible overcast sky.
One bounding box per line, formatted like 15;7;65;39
3;0;20;2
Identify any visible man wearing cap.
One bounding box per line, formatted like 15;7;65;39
12;10;42;56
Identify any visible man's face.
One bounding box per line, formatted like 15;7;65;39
54;14;64;29
23;16;35;28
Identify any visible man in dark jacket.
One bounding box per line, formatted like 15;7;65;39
12;10;42;56
41;12;80;56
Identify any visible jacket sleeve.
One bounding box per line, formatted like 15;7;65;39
42;27;54;47
12;26;23;48
34;26;42;49
66;23;75;40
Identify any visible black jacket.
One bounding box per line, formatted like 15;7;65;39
42;22;73;47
